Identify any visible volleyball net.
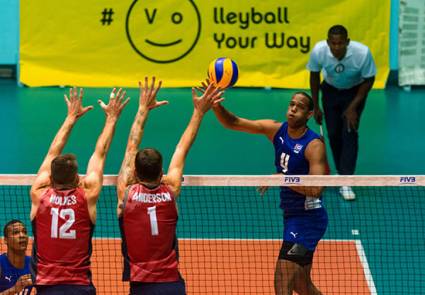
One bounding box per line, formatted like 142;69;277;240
0;175;424;294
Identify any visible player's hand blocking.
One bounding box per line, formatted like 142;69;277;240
139;76;168;110
98;88;130;120
64;87;93;119
192;83;224;114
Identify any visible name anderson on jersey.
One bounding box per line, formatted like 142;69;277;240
131;192;172;203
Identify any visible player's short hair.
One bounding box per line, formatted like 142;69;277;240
3;219;25;238
51;154;78;185
294;92;314;111
328;25;348;39
135;148;163;182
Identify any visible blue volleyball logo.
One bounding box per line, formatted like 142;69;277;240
208;57;239;89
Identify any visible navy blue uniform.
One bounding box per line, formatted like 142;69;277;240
273;122;328;253
0;254;32;294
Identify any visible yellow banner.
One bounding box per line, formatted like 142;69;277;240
20;0;390;88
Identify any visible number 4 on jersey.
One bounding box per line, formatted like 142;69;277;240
280;152;290;173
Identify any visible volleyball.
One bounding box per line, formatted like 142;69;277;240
208;57;239;89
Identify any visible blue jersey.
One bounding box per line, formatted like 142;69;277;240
273;122;326;217
0;254;32;294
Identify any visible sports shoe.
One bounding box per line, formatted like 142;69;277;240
339;186;356;200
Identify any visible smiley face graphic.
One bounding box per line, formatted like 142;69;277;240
126;0;201;63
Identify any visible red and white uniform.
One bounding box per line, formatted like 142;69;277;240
121;183;179;282
32;187;94;285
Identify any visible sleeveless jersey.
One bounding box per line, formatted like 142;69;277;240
273;122;326;217
32;187;94;285
0;254;32;294
120;183;179;282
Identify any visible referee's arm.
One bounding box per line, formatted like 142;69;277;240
344;76;375;131
309;71;322;122
307;43;323;125
349;76;375;111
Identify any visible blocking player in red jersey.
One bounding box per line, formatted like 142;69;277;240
117;77;223;295
30;87;128;294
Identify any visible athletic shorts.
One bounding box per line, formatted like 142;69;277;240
279;212;328;266
283;212;328;251
36;284;96;295
130;278;186;295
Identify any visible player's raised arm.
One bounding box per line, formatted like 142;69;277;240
198;79;280;139
83;88;129;203
30;88;92;213
212;103;280;139
117;77;166;208
165;84;223;196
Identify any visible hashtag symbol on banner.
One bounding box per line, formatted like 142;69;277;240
101;8;114;25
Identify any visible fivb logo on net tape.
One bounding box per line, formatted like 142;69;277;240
284;176;301;184
399;176;416;184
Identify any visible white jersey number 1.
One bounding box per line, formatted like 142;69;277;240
147;206;159;236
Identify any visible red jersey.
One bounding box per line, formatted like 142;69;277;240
121;183;179;282
32;187;94;285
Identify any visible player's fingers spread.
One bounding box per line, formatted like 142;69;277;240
120;91;127;102
213;98;225;106
110;87;116;100
204;83;213;96
208;88;219;101
194;87;204;94
211;86;221;96
213;93;224;102
158;100;169;106
214;90;224;100
150;76;156;91
207;90;216;101
82;106;94;114
79;88;84;100
121;97;130;109
73;87;78;99
153;80;162;96
191;88;197;98
116;88;122;100
144;77;148;93
64;94;70;105
98;99;106;109
200;82;208;91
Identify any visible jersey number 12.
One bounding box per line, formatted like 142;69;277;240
50;208;76;239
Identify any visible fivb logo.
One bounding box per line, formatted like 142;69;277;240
284;176;301;183
400;176;416;184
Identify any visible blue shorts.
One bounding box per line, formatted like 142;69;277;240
283;211;328;251
36;284;96;295
130;278;186;295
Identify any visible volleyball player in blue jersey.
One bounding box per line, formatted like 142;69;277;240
213;92;327;295
0;220;33;295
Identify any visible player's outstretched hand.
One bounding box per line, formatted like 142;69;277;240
139;77;168;110
192;82;224;114
64;87;93;119
98;88;130;120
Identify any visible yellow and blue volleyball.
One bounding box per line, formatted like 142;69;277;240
208;57;239;89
